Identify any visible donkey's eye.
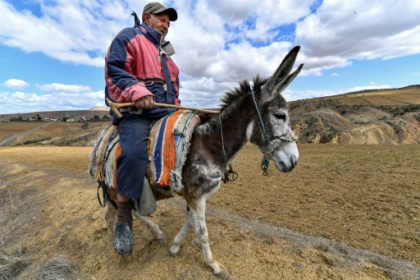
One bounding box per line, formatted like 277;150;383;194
274;113;286;121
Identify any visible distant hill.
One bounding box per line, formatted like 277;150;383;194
1;85;419;145
291;85;420;106
0;109;111;122
89;106;108;111
289;85;420;144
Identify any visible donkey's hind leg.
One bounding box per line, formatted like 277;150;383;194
133;211;167;246
169;206;194;256
105;203;117;234
189;198;229;279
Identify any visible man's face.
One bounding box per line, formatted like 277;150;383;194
144;13;170;36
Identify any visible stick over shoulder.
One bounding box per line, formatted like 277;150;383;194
106;98;219;118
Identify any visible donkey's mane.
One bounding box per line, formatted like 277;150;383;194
220;75;267;112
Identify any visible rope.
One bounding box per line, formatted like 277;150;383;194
219;113;238;183
251;87;271;144
219;116;227;164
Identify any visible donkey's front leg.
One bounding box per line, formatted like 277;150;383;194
191;198;229;279
170;206;194;255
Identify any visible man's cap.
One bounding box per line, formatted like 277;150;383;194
143;2;177;21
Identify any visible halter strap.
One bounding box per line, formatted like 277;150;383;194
250;86;297;176
251;87;271;144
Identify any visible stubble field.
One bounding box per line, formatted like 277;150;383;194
0;144;419;279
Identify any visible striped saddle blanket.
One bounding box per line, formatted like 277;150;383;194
89;110;201;193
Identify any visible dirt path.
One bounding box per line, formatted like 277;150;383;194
0;145;419;279
0;122;53;146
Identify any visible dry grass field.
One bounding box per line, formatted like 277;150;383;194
0;122;48;140
318;87;420;106
0;121;108;146
1;144;419;279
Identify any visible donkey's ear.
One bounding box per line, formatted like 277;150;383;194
267;46;301;93
272;63;303;94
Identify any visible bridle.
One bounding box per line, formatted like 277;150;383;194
250;87;298;175
219;86;298;180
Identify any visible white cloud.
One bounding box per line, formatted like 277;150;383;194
331;73;339;77
2;79;30;90
0;0;420;113
37;83;91;93
0;81;103;113
349;84;391;93
0;0;131;67
295;0;420;67
0;89;104;113
247;0;315;42
2;0;419;81
180;77;237;108
202;0;259;25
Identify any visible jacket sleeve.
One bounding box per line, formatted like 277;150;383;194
105;29;153;103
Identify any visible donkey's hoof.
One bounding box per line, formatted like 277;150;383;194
169;245;180;256
214;263;229;279
155;237;167;246
113;221;133;255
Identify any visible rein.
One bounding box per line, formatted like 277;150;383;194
219;116;239;183
250;87;298;175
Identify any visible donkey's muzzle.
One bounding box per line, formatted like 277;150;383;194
272;142;299;172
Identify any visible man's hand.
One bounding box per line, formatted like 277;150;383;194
134;96;155;110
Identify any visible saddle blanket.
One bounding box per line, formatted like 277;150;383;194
89;110;200;193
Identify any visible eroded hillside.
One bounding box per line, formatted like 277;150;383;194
290;100;420;144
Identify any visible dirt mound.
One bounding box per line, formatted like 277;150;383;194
1;145;419;279
338;123;398;144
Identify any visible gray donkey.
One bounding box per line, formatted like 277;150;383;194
94;46;303;279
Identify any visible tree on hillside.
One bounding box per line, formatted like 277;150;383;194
82;122;89;129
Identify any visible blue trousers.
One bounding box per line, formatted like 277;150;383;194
115;113;153;199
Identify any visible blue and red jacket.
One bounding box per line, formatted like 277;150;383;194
105;23;180;118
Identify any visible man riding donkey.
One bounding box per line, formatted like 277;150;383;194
104;2;179;255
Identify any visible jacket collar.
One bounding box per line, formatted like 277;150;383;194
139;24;162;47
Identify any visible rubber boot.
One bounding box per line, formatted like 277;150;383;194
113;220;133;254
113;200;133;254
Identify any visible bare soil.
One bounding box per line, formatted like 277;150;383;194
0;144;419;279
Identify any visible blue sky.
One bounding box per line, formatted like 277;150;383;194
0;0;419;114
